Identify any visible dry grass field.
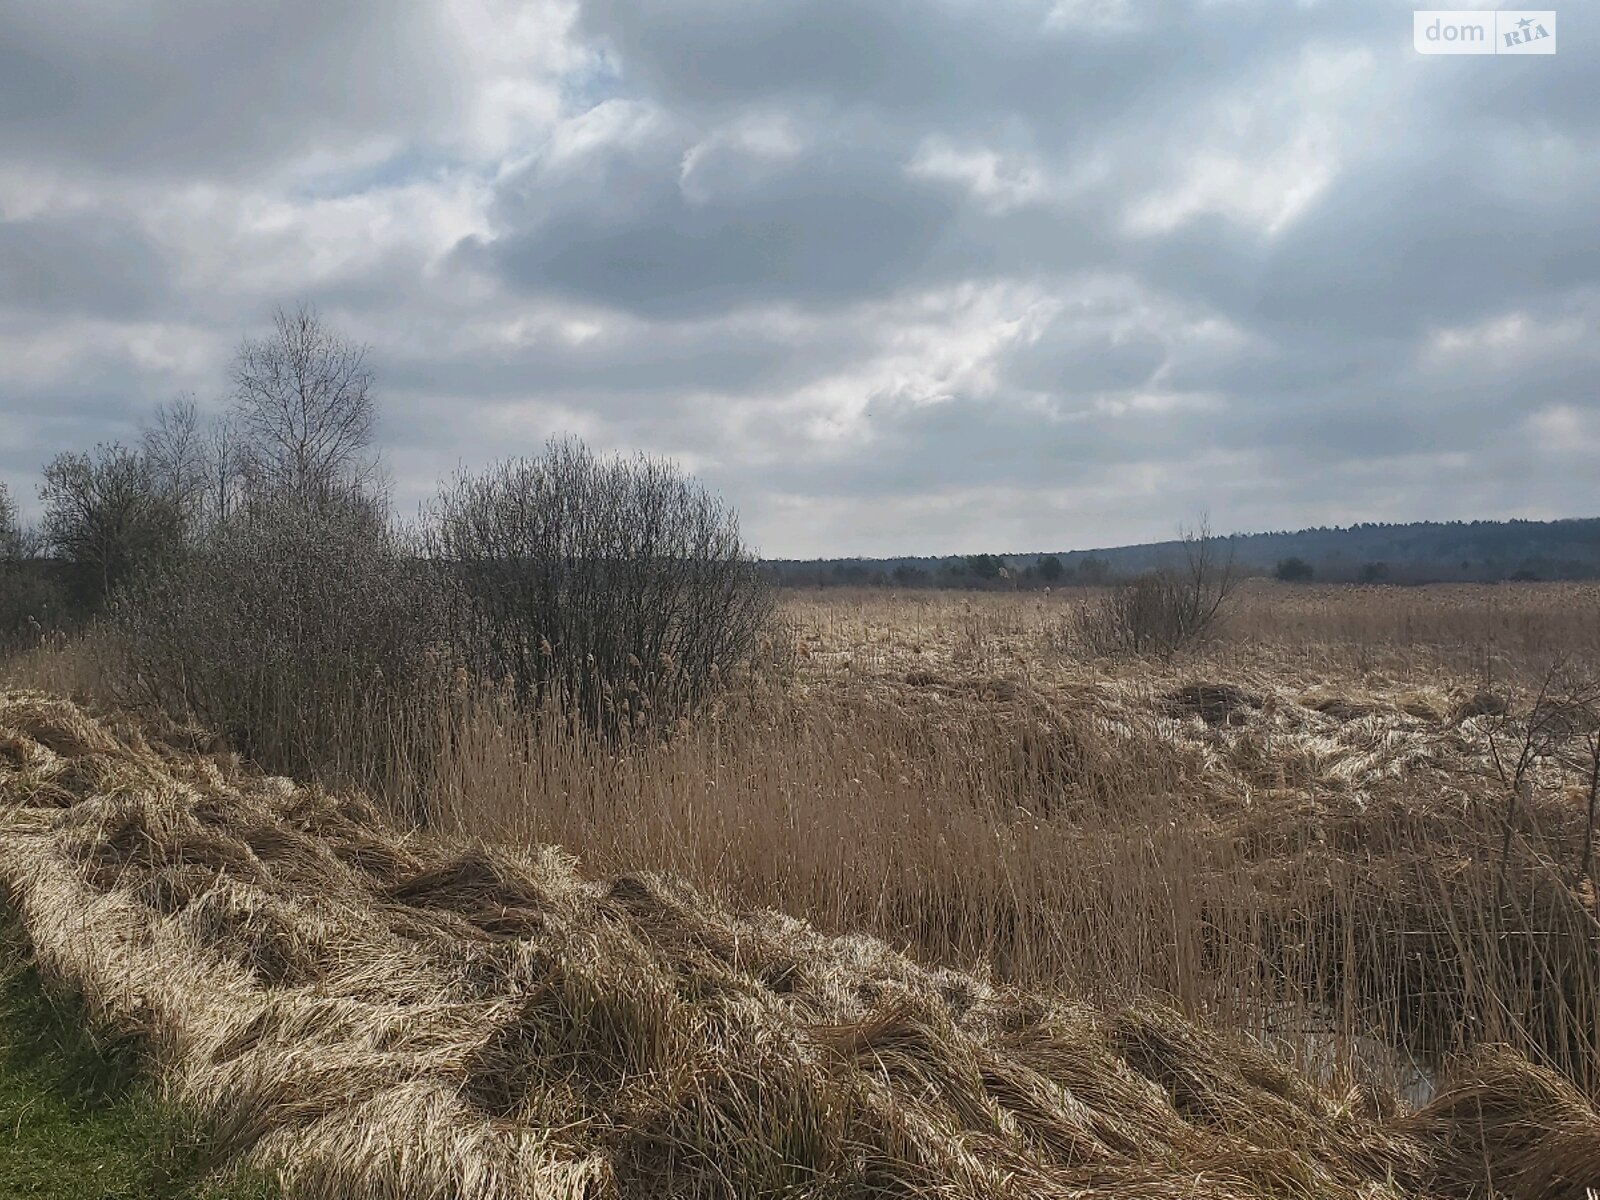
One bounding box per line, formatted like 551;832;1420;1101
3;581;1600;1197
429;584;1600;1086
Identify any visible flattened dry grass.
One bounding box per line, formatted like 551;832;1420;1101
5;691;1599;1199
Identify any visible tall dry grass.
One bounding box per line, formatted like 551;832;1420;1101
5;582;1600;1103
420;584;1600;1097
1217;580;1600;681
1;627;113;700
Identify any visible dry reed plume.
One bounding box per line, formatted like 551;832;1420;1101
5;690;1600;1198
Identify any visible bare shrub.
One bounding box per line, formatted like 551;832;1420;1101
1474;661;1600;896
1063;524;1236;657
427;438;774;735
113;486;453;796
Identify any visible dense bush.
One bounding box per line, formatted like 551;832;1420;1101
40;445;186;617
113;487;454;796
428;438;773;735
1275;556;1315;582
0;563;68;655
962;553;1007;583
0;483;68;653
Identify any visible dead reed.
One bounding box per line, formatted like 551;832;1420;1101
4;690;1599;1198
417;584;1600;1100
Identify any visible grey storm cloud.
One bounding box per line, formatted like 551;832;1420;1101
1;0;1596;556
574;0;1366;134
0;1;463;178
0;211;171;317
477;126;971;316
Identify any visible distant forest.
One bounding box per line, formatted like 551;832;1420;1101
768;518;1600;589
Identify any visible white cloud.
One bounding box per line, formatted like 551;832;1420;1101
1423;307;1594;369
1126;46;1376;236
1045;0;1142;34
679;116;808;205
764;284;1062;450
1528;405;1600;454
908;138;1048;212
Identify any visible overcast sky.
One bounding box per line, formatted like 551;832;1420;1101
0;0;1594;557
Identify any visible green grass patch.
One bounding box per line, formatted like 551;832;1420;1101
0;932;280;1200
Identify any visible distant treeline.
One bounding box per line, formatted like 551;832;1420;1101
768;518;1600;589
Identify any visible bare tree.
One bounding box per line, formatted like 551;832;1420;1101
202;410;247;527
1579;730;1600;912
0;481;21;561
141;395;208;530
0;479;62;649
40;444;184;614
1478;661;1600;896
0;480;44;564
232;303;377;497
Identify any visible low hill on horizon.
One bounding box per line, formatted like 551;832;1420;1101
770;516;1600;588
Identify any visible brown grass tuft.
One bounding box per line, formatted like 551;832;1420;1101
1409;1047;1600;1200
